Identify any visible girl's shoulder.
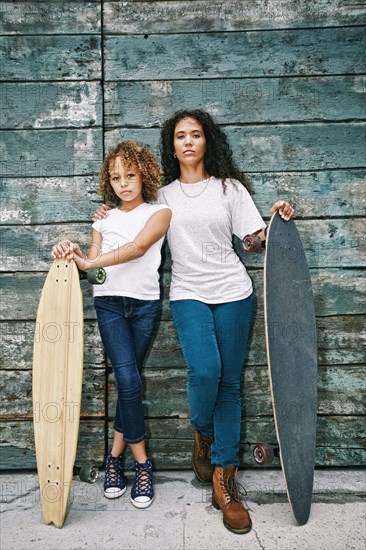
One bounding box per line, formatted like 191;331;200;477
147;201;172;213
92;207;118;231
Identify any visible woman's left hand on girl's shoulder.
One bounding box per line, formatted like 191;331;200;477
270;200;295;221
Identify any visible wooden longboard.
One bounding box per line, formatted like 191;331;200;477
264;212;318;525
33;259;83;528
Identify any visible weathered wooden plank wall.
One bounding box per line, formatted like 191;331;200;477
0;0;106;467
1;1;365;470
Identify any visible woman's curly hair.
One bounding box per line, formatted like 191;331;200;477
98;141;161;204
159;109;252;194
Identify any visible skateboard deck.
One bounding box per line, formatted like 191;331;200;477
33;259;84;528
264;212;318;525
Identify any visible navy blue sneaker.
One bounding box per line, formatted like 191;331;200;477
104;450;126;499
130;458;154;508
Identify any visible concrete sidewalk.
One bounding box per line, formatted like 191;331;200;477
1;469;365;550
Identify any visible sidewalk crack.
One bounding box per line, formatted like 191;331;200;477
252;527;265;550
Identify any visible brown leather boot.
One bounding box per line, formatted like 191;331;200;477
192;430;214;483
212;464;252;534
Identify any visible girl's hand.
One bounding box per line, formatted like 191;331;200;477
270;201;295;221
52;240;72;259
67;252;90;272
92;204;112;222
52;241;83;259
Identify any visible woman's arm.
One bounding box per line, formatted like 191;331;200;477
92;204;112;222
256;200;295;241
70;208;172;271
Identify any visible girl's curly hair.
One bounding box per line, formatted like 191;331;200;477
99;141;161;204
159;109;252;194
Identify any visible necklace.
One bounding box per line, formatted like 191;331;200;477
179;176;211;198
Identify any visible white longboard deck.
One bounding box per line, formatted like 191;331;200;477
33;260;83;528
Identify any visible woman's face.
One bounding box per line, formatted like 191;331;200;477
173;117;206;166
109;156;143;203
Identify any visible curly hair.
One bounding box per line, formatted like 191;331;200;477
159;109;252;194
98;141;161;205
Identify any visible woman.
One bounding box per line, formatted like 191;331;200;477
94;111;294;533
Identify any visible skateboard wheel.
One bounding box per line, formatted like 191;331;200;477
253;444;275;465
243;234;263;253
87;268;106;285
79;464;99;483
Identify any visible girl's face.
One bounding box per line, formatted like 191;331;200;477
109;156;143;204
173;117;206;166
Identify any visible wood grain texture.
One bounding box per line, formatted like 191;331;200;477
0;2;101;35
0;420;105;469
1;269;365;320
1;170;365;224
0;273;96;321
1;129;103;178
104;27;366;80
2;415;364;470
1;321;104;371
1;369;105;418
1;218;364;271
104;123;366;171
0;36;101;81
104;1;366;34
107;365;365;418
0;83;102;130
104;76;366;127
1;0;364;471
1;315;364;373
107;416;366;469
0;177;101;225
32;260;83;526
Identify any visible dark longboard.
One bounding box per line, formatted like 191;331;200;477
264;212;318;525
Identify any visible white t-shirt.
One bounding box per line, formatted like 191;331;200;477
157;177;265;303
92;203;171;300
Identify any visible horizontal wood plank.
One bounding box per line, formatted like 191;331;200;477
0;368;105;418
0;269;364;320
0;420;105;469
104;76;366;127
0;83;102;130
148;315;366;368
0;321;104;371
1;415;364;469
1;170;365;224
104;123;366;172
107;416;366;468
1;219;364;271
0;1;101;35
1;129;103;178
246;170;366;219
160;268;366;319
2;315;364;373
104;1;366;34
0;273;96;321
107;365;365;418
0;36;101;81
0;177;101;224
104;27;366;81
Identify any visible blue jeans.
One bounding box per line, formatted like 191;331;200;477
94;296;160;444
170;294;255;468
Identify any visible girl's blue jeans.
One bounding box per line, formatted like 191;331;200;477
94;296;160;444
170;294;255;468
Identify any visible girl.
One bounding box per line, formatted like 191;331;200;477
93;111;294;533
52;141;172;509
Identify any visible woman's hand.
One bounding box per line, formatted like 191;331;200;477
270;201;295;221
92;204;112;222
